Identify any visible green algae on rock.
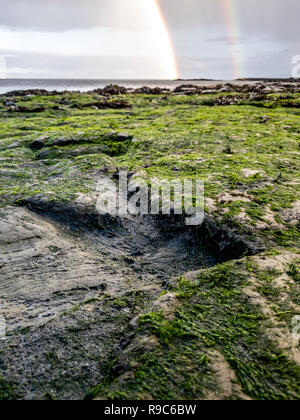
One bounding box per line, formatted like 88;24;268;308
0;82;299;400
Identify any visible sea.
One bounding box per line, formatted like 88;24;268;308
0;78;232;95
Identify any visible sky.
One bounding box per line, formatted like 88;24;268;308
0;0;299;79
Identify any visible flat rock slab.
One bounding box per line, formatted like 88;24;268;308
0;207;129;332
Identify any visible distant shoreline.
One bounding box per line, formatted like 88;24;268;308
1;77;298;82
177;77;299;82
0;77;299;95
0;79;244;95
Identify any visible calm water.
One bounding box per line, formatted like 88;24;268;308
0;78;232;95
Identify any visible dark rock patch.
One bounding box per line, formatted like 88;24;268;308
70;100;131;110
7;105;46;113
29;139;46;151
134;86;170;95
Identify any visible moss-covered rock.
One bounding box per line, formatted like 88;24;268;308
0;82;299;399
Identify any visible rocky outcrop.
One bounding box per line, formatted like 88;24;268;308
70;100;131;110
0;82;299;400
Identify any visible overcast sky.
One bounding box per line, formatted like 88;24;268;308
0;0;299;79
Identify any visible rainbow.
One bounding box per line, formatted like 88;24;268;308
154;0;243;80
220;0;243;79
150;0;179;79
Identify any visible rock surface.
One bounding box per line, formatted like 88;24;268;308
0;83;299;400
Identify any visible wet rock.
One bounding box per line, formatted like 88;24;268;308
70;100;131;110
173;84;201;94
223;144;234;154
51;137;81;147
280;200;300;227
87;88;105;95
203;92;269;106
7;105;46;113
1;89;52;97
134;86;170;95
0;206;120;330
37;145;116;159
259;115;270;124
0;196;263;400
6;141;21;150
281;101;300;108
3;99;16;107
86;84;128;96
59;98;72;105
37;149;56;159
29;138;47;151
103;84;127;95
106;132;133;142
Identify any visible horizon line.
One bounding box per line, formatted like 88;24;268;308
0;77;297;81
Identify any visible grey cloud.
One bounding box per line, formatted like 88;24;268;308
1;0;299;45
160;0;300;43
0;0;115;31
0;0;298;79
0;0;155;32
2;0;298;42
